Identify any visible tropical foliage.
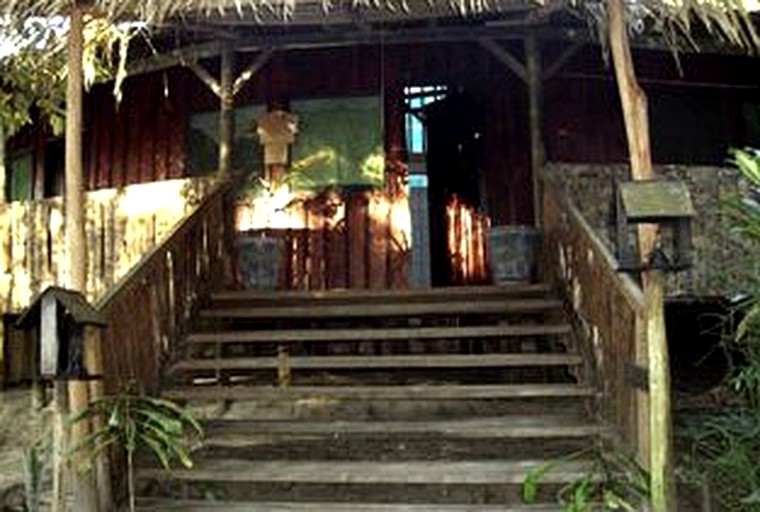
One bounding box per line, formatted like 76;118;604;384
69;393;203;512
523;447;651;512
680;148;760;511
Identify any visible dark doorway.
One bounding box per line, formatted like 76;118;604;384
423;90;486;287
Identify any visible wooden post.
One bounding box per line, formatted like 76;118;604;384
608;0;674;510
65;3;87;293
51;383;68;512
63;5;97;511
84;326;111;510
68;377;98;512
218;44;234;178
525;33;545;228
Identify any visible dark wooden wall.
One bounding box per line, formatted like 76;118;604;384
12;40;760;225
73;41;532;226
543;43;760;163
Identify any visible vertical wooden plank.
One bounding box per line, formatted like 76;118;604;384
368;194;388;290
138;77;156;183
140;75;161;183
348;192;367;289
124;85;142;185
167;71;187;179
97;92;114;189
110;99;127;188
154;87;170;181
327;202;347;289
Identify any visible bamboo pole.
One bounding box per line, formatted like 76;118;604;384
218;44;234;178
525;33;545;228
607;0;674;510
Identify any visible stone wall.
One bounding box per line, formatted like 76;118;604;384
544;162;751;298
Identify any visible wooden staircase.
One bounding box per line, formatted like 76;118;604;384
136;284;603;511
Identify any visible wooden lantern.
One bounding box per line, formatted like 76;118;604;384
615;180;696;272
16;286;106;380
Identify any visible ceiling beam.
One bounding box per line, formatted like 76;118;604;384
477;36;527;84
124;24;535;79
233;47;275;96
543;40;584;80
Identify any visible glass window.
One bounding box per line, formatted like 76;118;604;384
8;151;33;202
404;85;447;155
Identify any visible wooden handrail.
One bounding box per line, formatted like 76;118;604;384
543;177;645;314
541;171;649;463
96;180;233;394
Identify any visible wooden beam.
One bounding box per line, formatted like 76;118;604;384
477;37;527;84
124;27;531;81
232;47;275;97
186;60;222;97
218;44;234;177
525;33;544;228
126;41;221;77
543;40;583;80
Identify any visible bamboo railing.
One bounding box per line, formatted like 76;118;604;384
95;181;232;394
541;174;650;461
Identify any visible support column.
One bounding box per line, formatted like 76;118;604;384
608;0;673;510
65;3;87;292
218;44;235;178
525;33;545;228
63;6;97;512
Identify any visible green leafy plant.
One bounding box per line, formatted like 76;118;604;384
679;148;760;511
522;448;650;511
69;393;203;512
682;408;760;511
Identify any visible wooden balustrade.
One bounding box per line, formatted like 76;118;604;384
541;175;649;461
95;182;232;394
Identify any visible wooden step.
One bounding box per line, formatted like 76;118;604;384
164;384;594;402
170;354;583;373
136;499;566;511
186;324;571;345
202;415;604;440
211;284;552;305
137;459;592;485
200;299;563;320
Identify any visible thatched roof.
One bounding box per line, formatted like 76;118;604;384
3;0;553;23
2;0;759;55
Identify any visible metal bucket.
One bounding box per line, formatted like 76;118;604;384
488;225;539;283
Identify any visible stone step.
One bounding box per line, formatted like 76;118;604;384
201;415;603;440
165;384;595;402
137;459;592;486
199;299;563;321
170;354;582;373
185;324;571;346
210;284;552;306
136;499;566;511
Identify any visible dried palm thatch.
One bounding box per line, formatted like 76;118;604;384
0;0;757;55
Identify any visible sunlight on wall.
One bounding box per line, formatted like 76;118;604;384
0;177;215;311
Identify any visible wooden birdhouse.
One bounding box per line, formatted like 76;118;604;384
16;286;106;380
615;180;696;272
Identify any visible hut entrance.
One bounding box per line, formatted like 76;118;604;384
406;87;488;287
